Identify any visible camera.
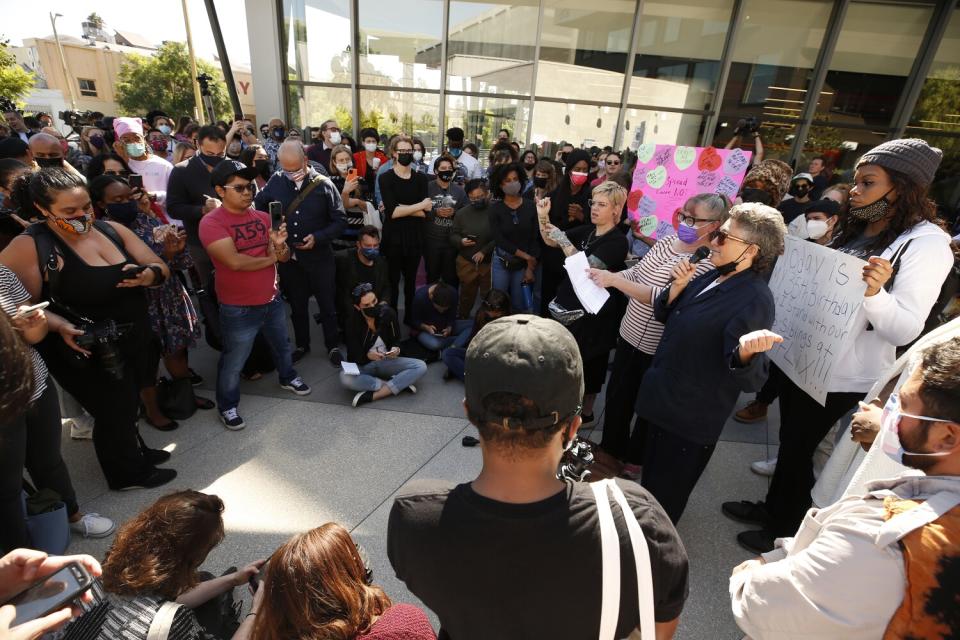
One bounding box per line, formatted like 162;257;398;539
74;319;133;380
558;437;595;482
734;116;761;136
58;110;97;128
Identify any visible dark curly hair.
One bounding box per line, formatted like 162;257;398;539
0;312;36;424
11;168;86;220
489;162;527;199
101;490;225;599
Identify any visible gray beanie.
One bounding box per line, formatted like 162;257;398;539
856;138;942;187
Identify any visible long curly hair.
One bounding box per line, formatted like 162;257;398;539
101;491;225;599
830;166;942;255
252;523;392;640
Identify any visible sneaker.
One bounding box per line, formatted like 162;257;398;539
352;390;374;407
112;467;177;491
737;529;776;554
70;513;116;538
750;457;778;476
220;408;246;430
734;400;769;423
620;463;643;481
291;347;310;364
66;414;94;440
405;384;417;395
280;377;312;396
328;347;343;368
721;500;770;526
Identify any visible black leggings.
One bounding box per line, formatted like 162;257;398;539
387;252;422;325
599;338;654;464
0;380;78;551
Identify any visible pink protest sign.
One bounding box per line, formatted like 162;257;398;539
628;144;752;238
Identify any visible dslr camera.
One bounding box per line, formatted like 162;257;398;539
733;116;761;136
74;319;133;380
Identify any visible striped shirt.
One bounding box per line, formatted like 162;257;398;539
0;265;47;402
618;237;715;354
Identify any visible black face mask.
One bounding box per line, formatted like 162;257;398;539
437;170;455;182
361;306;380;319
739;187;773;206
36;157;64;168
715;246;752;276
470;198;488;209
523;161;536;170
255;159;271;179
789;184;811;198
271;127;285;140
396;153;413;167
533;176;548;188
200;153;224;168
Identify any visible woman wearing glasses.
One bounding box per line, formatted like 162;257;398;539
634;203;787;524
590;151;623;188
587;193;729;478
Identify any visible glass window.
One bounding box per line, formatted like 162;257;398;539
530;101;619;149
360;90;442;152
288;85;354;132
817;1;936;127
446;0;539;95
619;109;707;149
78;79;97;97
909;9;960;134
535;0;634;103
445;94;530;152
632;0;734;111
720;0;833;122
358;0;443;90
799;125;888;178
281;0;353;83
903;130;959;213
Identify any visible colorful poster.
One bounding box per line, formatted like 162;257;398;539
627;144;752;238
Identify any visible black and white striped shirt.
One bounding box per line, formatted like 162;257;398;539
0;264;47;402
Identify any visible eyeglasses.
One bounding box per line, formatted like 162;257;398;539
587;199;611;209
711;228;754;246
351;282;374;298
606;160;621;166
677;211;717;228
221;183;256;194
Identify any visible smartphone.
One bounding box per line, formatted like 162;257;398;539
12;301;50;319
269;201;283;221
9;562;93;626
121;265;148;280
346;169;358;183
128;174;143;190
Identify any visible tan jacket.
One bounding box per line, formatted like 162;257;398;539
730;474;960;639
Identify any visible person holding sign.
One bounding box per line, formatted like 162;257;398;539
538;181;628;423
636;203;787;524
725;138;955;553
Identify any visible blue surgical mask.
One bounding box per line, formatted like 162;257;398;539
676;223;701;244
125;142;146;158
880;392;954;465
449;147;462;158
360;247;380;260
157;125;172;135
106;200;140;225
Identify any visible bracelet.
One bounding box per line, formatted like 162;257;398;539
147;264;166;286
246;612;257;618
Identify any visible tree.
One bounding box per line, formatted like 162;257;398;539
115;41;231;122
86;13;105;29
0;38;35;104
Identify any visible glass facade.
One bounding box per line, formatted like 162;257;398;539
280;0;959;210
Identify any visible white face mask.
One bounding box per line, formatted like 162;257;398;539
805;219;829;240
336;162;351;173
364;142;377;153
413;150;423;162
328;131;341;145
880;392;954;466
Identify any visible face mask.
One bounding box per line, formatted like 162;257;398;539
413;151;423;163
360;247;380;260
272;127;285;140
880;392;954;466
149;139;167;154
470;198;487;210
50;212;92;235
570;171;588;186
336;162;352;173
255;159;271;179
790;184;811;198
437;170;455;182
361;306;380;318
327;131;341;145
805;219;829;240
106;200;140;225
714;245;751;277
125;142;146;157
523;161;536;170
200;153;224;168
364;142;377;153
158;125;172;135
89;135;105;149
533;176;548;189
676;222;703;244
284;167;307;182
396;153;413;167
849;189;894;222
502;180;521;196
448;147;462;158
35;157;64;169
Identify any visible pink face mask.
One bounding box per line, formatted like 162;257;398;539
570;171;588;186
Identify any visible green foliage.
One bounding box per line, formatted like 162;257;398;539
0;38;35;104
115;41;231;122
86;13;105;28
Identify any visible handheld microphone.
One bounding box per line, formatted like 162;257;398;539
690;246;711;264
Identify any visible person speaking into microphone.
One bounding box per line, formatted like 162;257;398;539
634;202;787;524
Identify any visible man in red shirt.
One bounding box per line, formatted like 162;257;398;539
200;160;311;430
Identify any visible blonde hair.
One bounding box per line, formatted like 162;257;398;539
591;180;627;212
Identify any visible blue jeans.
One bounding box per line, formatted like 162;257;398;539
217;297;297;411
442;347;467;380
492;255;533;313
339;357;427;395
416;319;473;351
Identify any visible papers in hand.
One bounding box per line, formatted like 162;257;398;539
341;361;361;375
563;251;609;314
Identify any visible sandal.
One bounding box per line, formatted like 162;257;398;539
194;396;215;410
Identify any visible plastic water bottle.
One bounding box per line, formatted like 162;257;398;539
521;282;534;312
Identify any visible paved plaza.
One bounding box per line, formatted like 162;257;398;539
61;320;779;639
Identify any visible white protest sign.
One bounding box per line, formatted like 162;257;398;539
767;237;867;405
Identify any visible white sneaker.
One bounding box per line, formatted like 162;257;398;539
750;457;778;476
220;408;246;430
66;414;94;440
70;513;116;538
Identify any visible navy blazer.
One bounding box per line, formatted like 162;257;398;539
636;269;774;445
254;169;347;260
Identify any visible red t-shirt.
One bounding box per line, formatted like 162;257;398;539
198;206;278;306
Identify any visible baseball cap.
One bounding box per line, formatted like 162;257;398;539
210;159;259;187
465;315;583;429
791;172;814;184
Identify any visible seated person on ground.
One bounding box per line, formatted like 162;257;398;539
442;288;511;381
334;225;390;332
411;281;470;353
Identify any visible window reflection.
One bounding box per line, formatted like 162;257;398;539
909;10;960;134
800;125;887;179
446;94;530;151
360;90;442;151
530;101;619;149
358;0;443;89
282;0;353;83
620;109;706;149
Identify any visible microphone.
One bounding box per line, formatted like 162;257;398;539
690;246;711;264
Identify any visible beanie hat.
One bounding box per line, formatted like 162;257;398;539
856;138;942;187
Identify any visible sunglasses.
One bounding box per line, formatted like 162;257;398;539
711;229;754;246
606;160;621;166
221;183;256;194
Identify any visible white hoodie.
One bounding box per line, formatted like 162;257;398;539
830;220;953;393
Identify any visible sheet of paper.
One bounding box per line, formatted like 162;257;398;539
563;251;609;315
340;361;361;375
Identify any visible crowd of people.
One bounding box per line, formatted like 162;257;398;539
1;100;958;640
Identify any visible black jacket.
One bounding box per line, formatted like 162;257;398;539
253;169;346;260
637;269;774;445
345;304;401;365
334;249;391;321
166;156;219;246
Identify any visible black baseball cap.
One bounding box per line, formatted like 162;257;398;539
210;159;259;187
0;136;29;160
465;315;583;429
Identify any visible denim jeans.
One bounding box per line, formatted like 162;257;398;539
441;347;467;380
339;357;427;395
217;296;297;411
492;255;533;313
416;319;473;351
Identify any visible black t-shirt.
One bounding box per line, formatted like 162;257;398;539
554;225;628;311
777;198;808;225
388;478;689;640
379;169;429;256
